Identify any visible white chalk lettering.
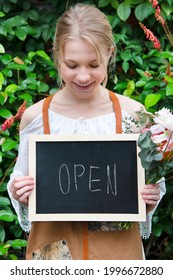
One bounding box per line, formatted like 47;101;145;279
107;164;117;196
57;163;118;196
58;164;70;194
74;164;85;190
89;166;101;192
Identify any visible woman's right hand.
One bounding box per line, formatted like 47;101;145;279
9;175;34;206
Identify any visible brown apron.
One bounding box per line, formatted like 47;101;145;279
26;91;143;260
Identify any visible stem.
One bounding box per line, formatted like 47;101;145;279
65;0;69;11
163;22;173;48
17;69;20;85
163;131;173;160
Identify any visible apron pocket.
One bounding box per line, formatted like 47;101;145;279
32;239;73;260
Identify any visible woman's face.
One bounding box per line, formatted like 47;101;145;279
59;38;108;99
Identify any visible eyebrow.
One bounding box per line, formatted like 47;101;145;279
64;59;98;63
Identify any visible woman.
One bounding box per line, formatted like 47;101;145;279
7;3;165;260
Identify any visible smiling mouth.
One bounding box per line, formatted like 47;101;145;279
74;82;93;89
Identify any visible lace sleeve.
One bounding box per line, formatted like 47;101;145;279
139;179;166;239
7;132;32;232
7;114;43;232
7;180;31;232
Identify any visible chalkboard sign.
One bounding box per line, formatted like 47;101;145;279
29;134;146;221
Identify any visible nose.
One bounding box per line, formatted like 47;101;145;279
76;68;90;83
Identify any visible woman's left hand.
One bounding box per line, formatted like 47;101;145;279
141;184;160;213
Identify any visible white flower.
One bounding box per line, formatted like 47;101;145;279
153;107;173;131
151;133;168;144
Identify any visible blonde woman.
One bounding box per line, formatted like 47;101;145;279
7;3;165;260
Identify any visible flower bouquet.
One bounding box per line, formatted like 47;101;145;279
137;108;173;184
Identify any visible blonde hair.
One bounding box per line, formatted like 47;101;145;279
53;3;116;86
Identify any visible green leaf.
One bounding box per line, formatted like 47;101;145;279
7;62;27;70
114;81;128;91
144;80;161;89
138;131;151;143
10;239;27;248
0;225;5;242
23;1;31;10
2;139;18;152
144;94;161;108
166;83;173;96
1;54;12;64
15;28;27;41
2;68;12;77
139;137;151;149
28;51;36;60
0;196;11;206
132;55;143;65
6;15;27;27
0;109;12;118
166;161;173;168
135;1;154;21
122;61;129;73
38;82;49;93
0;183;7;192
117;2;131;22
42;25;51;42
152;223;163;237
123;80;135;97
162;2;173;16
19;93;32;101
0;92;8;104
0;244;9;256
0;72;4;90
10;0;17;3
0;12;5;17
136;80;146;87
5;84;18;94
0;210;16;222
136;68;149;78
0;24;7;36
154;153;163;161
125;0;143;4
110;0;119;9
120;50;131;61
146;151;156;162
160;51;173;59
0;44;5;54
9;254;18;260
29;9;40;21
36;50;51;61
164;75;173;83
10;225;23;238
98;0;110;8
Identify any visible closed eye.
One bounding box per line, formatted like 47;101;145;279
66;64;77;69
90;65;99;68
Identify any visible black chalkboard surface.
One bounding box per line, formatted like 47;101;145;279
29;134;146;221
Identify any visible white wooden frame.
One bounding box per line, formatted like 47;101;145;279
29;134;146;222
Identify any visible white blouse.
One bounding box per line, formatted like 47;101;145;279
7;109;166;237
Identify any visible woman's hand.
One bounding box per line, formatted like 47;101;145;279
9;175;34;206
141;184;160;213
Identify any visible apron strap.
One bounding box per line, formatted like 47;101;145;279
42;94;54;134
108;91;122;134
42;90;122;260
82;222;89;260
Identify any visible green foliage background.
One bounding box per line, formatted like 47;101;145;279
0;0;173;259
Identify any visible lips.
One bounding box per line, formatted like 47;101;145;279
74;82;94;90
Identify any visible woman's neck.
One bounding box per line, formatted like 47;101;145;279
49;86;114;119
